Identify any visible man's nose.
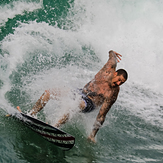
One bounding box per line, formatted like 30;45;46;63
117;81;121;86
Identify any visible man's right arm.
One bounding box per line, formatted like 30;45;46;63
108;50;117;69
100;50;122;73
110;51;122;63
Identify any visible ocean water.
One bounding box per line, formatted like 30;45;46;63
0;0;163;162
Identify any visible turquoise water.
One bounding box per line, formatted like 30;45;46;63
0;0;163;162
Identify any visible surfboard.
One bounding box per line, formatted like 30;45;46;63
10;112;75;151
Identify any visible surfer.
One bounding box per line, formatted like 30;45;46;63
21;50;128;142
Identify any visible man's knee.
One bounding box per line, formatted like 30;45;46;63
42;90;51;101
79;100;86;111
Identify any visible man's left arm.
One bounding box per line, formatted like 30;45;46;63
88;100;110;142
88;89;119;142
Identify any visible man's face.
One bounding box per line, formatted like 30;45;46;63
112;73;126;87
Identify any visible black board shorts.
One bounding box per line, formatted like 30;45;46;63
72;89;95;113
81;95;95;113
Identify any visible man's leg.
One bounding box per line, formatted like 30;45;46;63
54;113;70;128
54;99;86;127
30;90;50;116
79;100;86;111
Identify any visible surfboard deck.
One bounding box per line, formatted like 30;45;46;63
10;112;75;151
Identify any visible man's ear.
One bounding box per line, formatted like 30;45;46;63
114;72;118;77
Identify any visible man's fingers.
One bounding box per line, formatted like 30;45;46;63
116;54;122;63
113;51;122;62
109;50;122;62
113;51;122;57
117;55;122;60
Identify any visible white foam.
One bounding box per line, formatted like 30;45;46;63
67;0;163;92
0;0;42;27
1;0;163;126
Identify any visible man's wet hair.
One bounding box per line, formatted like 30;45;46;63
116;69;128;80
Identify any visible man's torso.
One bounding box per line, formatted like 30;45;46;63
82;69;119;106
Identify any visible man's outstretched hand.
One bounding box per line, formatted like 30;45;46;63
113;51;122;62
88;135;96;143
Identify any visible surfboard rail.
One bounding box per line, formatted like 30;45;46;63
11;112;75;151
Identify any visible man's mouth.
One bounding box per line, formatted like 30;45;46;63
113;83;118;87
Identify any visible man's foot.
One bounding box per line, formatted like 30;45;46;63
6;106;21;117
17;106;22;112
6;114;11;117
